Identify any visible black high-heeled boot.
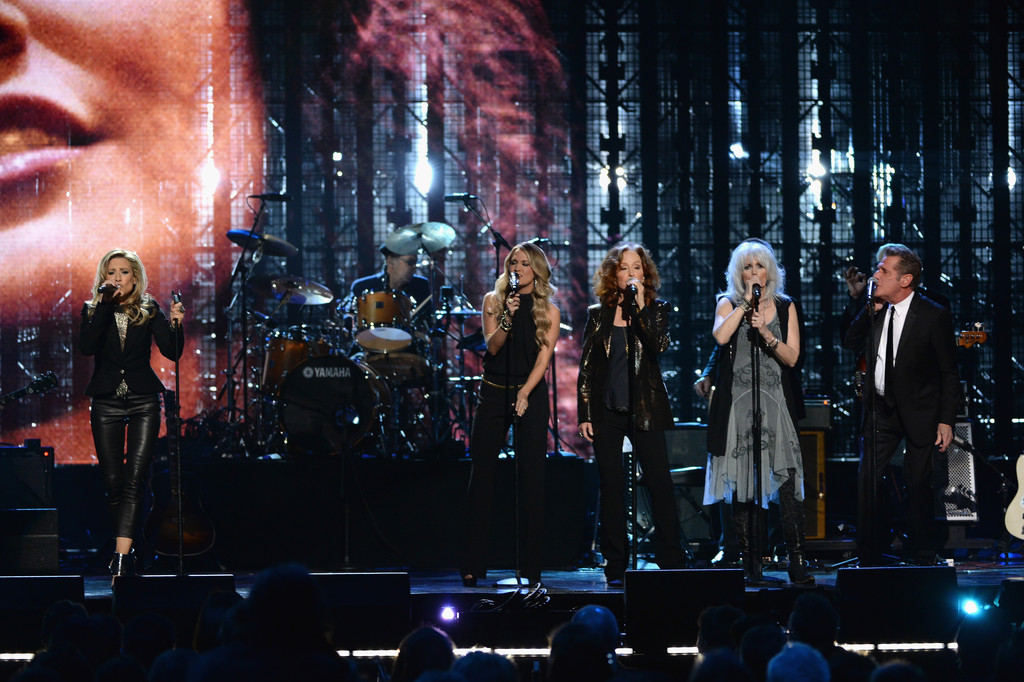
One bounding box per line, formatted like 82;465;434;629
108;549;136;578
780;478;815;586
732;502;764;584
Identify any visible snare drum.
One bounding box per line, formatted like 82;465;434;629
262;325;332;394
279;356;389;457
360;351;433;388
355;290;413;352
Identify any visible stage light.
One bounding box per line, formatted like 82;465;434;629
414;157;434;195
440;606;457;621
960;598;981;616
729;142;748;159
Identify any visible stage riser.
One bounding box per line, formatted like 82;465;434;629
55;457;590;572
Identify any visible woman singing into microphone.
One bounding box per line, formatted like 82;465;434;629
79;249;186;578
704;239;813;585
461;242;560;588
577;242;687;587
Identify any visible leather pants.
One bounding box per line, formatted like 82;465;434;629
91;392;161;539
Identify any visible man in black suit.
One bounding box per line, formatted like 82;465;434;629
842;243;959;566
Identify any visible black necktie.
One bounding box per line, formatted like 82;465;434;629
884;305;896;406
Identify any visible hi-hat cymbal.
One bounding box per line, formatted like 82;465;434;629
248;274;334;305
384;222;456;255
226;229;299;258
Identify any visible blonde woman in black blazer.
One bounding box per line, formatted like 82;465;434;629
79;249;185;577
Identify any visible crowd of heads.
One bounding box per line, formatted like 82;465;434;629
10;563;1024;682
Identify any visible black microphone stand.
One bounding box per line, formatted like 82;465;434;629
171;291;185;577
748;287;766;582
623;291;639;571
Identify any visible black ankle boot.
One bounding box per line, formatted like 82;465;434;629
787;551;815;585
732;502;765;584
108;549;136;578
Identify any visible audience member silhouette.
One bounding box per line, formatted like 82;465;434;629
739;624;787;682
955;612;1012;682
188;563;345;682
695;605;745;654
869;660;927;681
547;621;614;682
148;648;197;682
689;648;755;682
191;590;243;653
571;605;621;667
94;654;148;682
121;612;176;672
13;643;91;682
994;624;1024;682
39;599;88;651
828;649;878;682
788;592;841;663
765;642;829;682
390;625;456;682
450;650;517;682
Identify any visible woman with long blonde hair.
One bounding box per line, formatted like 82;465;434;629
461;242;560;587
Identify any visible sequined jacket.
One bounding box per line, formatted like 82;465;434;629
577;299;673;431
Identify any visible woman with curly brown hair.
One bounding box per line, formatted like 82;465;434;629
577;242;687;587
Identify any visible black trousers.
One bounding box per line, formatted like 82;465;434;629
91;392;161;539
591;406;685;577
858;398;937;563
463;380;549;581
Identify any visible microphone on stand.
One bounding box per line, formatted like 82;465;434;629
170;291;183;328
866;277;878;306
751;283;762;311
509;271;520;293
248;193;292;202
444;193;478;202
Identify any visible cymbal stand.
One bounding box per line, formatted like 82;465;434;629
454;194;511;281
221;202;267;457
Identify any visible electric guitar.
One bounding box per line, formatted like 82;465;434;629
0;372;58;407
854;326;988;398
1005;456;1024;540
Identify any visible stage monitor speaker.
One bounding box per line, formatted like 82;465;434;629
624;568;744;652
0;575;84;650
835;566;959;644
313;572;410;649
0;440;54;507
799;430;826;540
666;422;707;469
113;574;237;647
0;508;59;574
937;422;978;522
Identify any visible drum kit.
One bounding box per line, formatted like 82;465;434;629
219;221;478;460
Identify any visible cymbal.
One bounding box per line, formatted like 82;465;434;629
384;222;456;255
435;309;480;319
248;274;334;305
226;229;299;258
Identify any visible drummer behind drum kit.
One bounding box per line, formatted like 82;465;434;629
223;221;473;459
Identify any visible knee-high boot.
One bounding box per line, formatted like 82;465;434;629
780;478;815;585
732;502;763;584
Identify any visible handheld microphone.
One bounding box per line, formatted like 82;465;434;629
866;277;878;304
171;290;183;328
625;282;638;300
952;434;975;454
509;272;520;293
248;193;292;202
444;193;478;202
751;283;762;311
98;283;117;295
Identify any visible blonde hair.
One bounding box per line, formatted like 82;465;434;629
490;242;556;348
86;249;156;325
723;239;785;304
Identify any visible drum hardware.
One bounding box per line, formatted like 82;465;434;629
247;274;335;306
226;228;300;258
384;221;457;255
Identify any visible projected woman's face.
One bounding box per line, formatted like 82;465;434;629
0;0;251;316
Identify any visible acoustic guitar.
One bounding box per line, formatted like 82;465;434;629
145;391;215;557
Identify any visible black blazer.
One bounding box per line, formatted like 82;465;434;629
842;291;959;447
577;299;673;432
79;300;184;397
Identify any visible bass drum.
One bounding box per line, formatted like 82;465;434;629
278;356;389;458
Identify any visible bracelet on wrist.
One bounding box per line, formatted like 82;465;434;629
737;298;752;313
767;336;780;350
498;310;513;332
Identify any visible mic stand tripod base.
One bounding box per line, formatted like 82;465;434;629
493;577;533;588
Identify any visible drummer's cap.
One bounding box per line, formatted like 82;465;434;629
379;243;395;257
